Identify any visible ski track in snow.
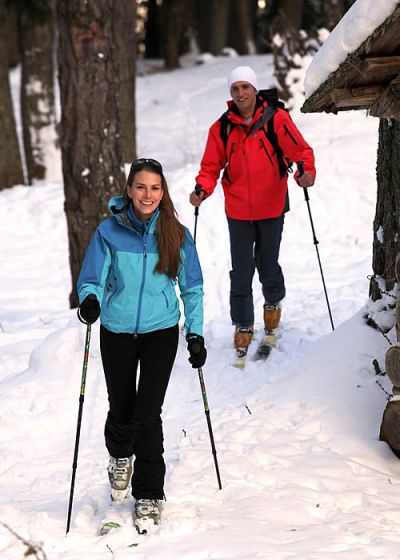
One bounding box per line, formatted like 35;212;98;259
1;54;400;559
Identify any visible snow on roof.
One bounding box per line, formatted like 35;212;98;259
304;0;400;99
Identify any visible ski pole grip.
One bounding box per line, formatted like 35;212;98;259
191;342;201;354
194;185;203;217
297;160;309;202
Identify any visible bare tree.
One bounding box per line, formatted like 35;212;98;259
229;0;256;54
210;0;230;56
277;0;304;30
19;1;56;183
0;0;24;189
192;0;212;53
57;0;127;307
162;0;187;69
144;0;162;58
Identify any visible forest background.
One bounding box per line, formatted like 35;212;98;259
0;0;357;306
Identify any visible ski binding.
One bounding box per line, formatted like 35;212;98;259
255;331;277;360
134;515;158;535
233;347;248;369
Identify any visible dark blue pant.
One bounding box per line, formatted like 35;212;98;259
100;324;179;500
227;216;285;326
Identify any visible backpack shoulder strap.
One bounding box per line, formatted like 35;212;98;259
263;110;293;179
248;104;277;136
219;111;235;148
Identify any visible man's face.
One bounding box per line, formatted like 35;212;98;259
230;81;257;116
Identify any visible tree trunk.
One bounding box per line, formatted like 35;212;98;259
229;0;256;54
114;0;136;164
192;0;213;52
162;0;186;69
19;7;56;183
5;3;20;68
0;0;24;189
57;0;126;308
278;0;304;30
210;0;230;56
144;0;162;58
370;119;400;300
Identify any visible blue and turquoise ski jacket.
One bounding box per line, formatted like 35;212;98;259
77;196;204;336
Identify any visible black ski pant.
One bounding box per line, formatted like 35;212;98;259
227;215;286;327
100;324;179;500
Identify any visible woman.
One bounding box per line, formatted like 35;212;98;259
77;158;206;532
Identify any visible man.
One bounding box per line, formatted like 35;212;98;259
189;65;316;357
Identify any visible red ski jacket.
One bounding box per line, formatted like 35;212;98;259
196;96;316;221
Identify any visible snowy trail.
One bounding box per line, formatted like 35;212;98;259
1;54;399;559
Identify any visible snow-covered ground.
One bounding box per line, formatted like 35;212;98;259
1;52;399;559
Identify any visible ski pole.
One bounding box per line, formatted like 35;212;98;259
196;365;222;490
191;189;222;489
298;161;335;331
193;184;203;244
66;323;92;534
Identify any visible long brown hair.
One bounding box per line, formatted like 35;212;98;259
126;160;185;279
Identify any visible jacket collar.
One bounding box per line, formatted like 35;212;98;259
108;195;159;233
226;94;266;126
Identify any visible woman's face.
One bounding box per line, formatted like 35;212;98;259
126;169;164;221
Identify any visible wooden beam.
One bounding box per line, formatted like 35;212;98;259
360;56;400;83
331;85;385;108
369;73;400;119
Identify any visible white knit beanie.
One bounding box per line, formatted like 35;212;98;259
227;66;258;93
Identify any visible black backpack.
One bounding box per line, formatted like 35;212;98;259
219;88;292;179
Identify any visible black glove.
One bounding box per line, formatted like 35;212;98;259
78;294;100;324
186;334;207;369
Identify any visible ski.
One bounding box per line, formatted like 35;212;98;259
255;330;277;360
99;497;134;535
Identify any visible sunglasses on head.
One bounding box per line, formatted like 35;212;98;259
130;158;162;172
126;158;163;187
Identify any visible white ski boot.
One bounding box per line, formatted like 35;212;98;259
134;498;161;534
108;455;133;501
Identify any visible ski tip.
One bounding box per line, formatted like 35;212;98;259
255;346;272;360
233;358;246;369
100;521;122;535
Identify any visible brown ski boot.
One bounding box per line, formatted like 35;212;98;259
263;303;281;331
233;326;254;368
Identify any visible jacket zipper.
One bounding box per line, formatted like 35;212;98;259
134;233;148;333
243;143;253;219
283;124;298;145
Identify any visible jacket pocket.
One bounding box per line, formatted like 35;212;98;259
228;141;236;160
222;166;232;184
162;289;170;308
259;138;273;165
283;124;298;145
105;273;118;308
